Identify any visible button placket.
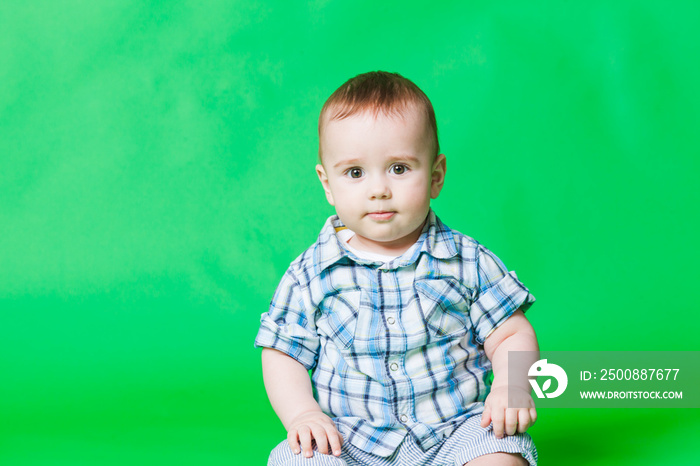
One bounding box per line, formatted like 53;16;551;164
378;266;411;429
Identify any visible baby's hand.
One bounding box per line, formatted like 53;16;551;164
287;410;343;458
480;386;537;439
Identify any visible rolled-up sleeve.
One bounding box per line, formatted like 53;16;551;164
469;245;535;344
254;269;320;370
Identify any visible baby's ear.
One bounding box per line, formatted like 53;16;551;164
430;154;447;199
316;164;335;206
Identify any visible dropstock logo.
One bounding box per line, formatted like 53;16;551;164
528;359;568;398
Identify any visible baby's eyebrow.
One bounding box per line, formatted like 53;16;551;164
389;154;421;164
333;157;363;169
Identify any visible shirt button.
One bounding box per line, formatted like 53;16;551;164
387;317;396;325
400;414;408;423
390;363;399;372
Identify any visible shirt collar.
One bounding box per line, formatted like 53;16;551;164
313;209;458;274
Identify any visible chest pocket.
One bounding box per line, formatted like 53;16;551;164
316;289;363;349
414;278;470;341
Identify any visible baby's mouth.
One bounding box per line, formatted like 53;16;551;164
367;211;395;221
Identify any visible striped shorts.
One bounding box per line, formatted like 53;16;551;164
267;415;537;466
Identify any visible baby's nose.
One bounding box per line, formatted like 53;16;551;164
368;176;391;199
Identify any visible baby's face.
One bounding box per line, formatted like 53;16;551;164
317;105;445;255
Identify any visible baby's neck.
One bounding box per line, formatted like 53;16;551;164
347;235;413;257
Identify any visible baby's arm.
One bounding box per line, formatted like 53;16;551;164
481;309;539;438
262;348;343;458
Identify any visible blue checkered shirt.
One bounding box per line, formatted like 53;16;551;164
255;210;535;457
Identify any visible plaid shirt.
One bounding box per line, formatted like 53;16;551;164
255;210;535;457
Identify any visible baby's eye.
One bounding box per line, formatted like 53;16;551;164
347;168;364;179
391;164;408;175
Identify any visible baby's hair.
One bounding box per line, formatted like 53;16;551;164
318;71;439;160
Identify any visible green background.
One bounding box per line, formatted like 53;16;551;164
2;1;698;464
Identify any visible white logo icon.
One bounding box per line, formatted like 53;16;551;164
528;359;568;398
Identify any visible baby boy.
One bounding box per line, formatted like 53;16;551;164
255;71;539;466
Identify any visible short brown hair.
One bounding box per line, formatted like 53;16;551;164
318;71;439;160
